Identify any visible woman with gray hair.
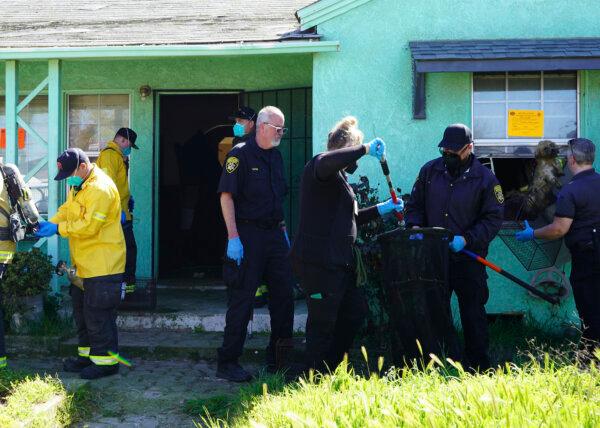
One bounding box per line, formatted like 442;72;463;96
290;116;403;372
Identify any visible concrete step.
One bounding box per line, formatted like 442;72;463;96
116;288;307;333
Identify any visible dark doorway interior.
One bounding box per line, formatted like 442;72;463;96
159;93;240;278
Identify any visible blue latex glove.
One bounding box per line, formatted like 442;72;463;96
409;233;424;241
449;235;466;253
283;229;291;248
376;198;404;216
227;237;244;266
35;221;57;237
366;138;386;161
128;196;135;213
121;211;126;224
516;220;535;242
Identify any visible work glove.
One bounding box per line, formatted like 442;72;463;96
128;196;135;213
449;235;466;253
515;220;535;242
283;229;291;248
376;198;404;216
227;237;244;266
366;138;386;161
121;211;126;225
35;221;58;237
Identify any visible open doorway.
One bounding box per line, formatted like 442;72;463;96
158;92;240;279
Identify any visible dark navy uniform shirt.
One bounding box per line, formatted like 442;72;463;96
554;168;600;249
404;155;504;257
217;136;287;221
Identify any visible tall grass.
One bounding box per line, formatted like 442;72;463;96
199;350;600;427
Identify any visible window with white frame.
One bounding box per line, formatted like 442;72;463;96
68;94;130;159
473;72;577;143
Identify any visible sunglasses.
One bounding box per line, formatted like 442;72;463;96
264;123;288;135
439;144;470;156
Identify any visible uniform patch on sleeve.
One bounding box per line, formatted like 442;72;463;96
225;157;240;174
494;185;504;204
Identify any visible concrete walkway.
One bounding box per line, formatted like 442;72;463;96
12;357;254;427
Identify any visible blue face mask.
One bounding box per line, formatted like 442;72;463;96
66;175;84;187
122;146;132;156
233;123;246;138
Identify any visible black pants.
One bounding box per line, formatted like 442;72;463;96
0;264;6;361
302;263;368;372
72;274;122;366
570;250;600;345
122;221;137;285
218;223;294;365
448;259;490;370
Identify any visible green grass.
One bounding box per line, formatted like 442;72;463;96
197;350;600;428
0;369;94;426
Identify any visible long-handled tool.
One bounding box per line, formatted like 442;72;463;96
379;154;404;222
461;249;559;305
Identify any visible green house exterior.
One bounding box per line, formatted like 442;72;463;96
2;0;600;327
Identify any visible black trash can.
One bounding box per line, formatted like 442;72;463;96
377;228;460;366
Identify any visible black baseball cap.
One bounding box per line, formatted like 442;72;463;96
54;148;89;181
438;124;473;151
116;127;138;149
229;106;256;122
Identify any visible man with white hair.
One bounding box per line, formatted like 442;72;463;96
216;106;294;382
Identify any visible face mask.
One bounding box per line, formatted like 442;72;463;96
67;175;84;187
442;152;462;175
122;146;132;156
233;123;246;138
345;162;358;174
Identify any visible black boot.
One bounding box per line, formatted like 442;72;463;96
80;364;119;380
63;357;92;373
216;362;252;382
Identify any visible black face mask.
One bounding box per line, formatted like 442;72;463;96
345;162;358;175
442;152;462;175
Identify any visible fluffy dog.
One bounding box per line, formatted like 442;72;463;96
524;140;564;219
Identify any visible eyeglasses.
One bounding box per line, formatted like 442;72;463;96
439;144;470;156
264;123;288;135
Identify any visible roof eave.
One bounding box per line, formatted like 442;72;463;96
0;40;340;61
296;0;373;31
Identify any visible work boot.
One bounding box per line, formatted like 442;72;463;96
216;362;252;382
80;364;119;380
63;357;92;373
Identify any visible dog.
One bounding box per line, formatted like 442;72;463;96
524;140;564;220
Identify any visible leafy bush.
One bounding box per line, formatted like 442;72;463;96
1;248;53;325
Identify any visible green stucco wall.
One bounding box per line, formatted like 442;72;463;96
1;54;312;280
312;0;600;326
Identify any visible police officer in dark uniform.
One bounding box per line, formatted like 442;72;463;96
216;106;294;382
404;123;504;370
290;116;403;373
230;106;256;145
517;138;600;349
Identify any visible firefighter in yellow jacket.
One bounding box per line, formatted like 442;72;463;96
96;127;138;293
35;148;126;379
0;167;16;370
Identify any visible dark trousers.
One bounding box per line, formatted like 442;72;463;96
122;221;137;285
302;263;368;372
72;274;122;365
570;250;600;345
448;259;490;370
218;223;294;365
0;264;7;360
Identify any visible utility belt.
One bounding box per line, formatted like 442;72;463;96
237;218;284;230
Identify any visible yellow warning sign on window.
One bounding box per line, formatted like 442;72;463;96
507;109;544;137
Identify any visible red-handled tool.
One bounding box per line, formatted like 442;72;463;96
461;249;559;305
380;154;404;222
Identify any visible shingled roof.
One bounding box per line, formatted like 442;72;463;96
0;0;319;48
410;38;600;61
